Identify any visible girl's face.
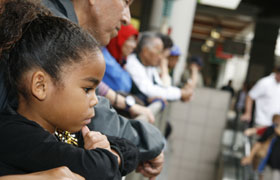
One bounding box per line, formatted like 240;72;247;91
121;36;137;57
45;52;105;133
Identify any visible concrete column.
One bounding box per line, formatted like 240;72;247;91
149;0;164;31
246;20;279;84
169;0;197;85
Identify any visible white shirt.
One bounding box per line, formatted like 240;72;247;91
249;73;280;126
125;54;181;100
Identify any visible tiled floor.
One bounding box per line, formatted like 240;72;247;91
158;89;229;180
157;88;231;180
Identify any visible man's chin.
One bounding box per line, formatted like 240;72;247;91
111;31;119;39
99;36;111;46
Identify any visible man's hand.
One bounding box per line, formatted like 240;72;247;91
136;152;164;180
240;113;251;122
181;88;193;102
130;104;155;124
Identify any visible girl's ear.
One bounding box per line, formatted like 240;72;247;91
31;71;48;101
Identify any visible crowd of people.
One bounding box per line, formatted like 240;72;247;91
0;0;203;179
1;0;280;179
1;0;279;179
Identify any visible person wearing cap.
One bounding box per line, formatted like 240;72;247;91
167;45;181;83
241;67;280;126
180;55;204;89
156;33;174;87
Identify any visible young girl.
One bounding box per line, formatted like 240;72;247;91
242;114;280;180
0;0;139;179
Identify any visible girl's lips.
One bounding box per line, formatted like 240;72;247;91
83;118;91;125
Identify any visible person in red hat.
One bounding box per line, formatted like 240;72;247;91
102;24;138;93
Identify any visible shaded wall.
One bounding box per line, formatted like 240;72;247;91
164;88;230;180
246;20;279;84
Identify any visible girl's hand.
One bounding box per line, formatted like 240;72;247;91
241;156;252;166
81;126;110;151
244;128;257;137
81;126;121;165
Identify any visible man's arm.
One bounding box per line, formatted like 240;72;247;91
183;63;199;90
241;95;254;122
90;96;165;162
89;97;165;177
104;88;155;123
125;55;181;101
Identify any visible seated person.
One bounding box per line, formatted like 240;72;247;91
125;32;193;104
0;1;138;179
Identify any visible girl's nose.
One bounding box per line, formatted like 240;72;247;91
89;92;98;108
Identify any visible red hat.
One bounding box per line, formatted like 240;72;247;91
107;24;138;64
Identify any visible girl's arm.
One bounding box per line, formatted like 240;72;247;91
0;119;139;180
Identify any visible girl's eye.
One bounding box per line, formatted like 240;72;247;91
123;0;129;5
84;88;93;93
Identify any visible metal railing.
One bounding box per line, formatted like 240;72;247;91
220;109;255;180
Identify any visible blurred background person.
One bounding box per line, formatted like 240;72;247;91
103;24;138;93
221;80;235;98
241;67;280;127
125;32;193;105
180;55;204;89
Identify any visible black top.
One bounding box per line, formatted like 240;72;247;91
0;114;139;179
221;85;235;98
0;62;8;112
258;126;280;170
